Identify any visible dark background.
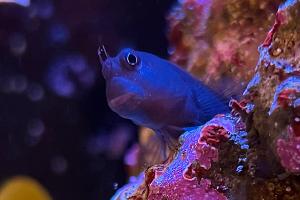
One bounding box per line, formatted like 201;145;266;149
0;0;175;199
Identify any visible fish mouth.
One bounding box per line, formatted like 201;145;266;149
107;77;144;115
109;92;137;109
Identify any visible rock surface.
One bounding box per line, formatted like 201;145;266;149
167;0;281;96
112;0;300;199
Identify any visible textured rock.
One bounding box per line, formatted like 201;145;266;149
167;0;281;96
242;0;300;176
113;115;249;200
112;0;300;199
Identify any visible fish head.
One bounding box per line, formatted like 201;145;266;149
99;46;188;126
99;47;143;119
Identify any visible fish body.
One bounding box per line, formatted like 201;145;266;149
100;47;229;148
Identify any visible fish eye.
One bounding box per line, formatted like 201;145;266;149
126;53;139;67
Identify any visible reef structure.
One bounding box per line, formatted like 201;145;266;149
112;0;300;199
167;0;281;96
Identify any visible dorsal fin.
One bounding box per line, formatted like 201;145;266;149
191;79;230;122
205;76;244;101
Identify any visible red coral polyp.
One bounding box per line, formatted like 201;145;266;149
262;10;285;47
199;125;230;146
183;163;198;181
277;89;297;108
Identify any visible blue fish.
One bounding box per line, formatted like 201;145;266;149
99;46;229;151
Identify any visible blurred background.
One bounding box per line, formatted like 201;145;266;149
0;0;175;199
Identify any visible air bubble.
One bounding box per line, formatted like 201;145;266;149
9;33;27;56
51;156;68;175
27;83;45;101
27;118;45;137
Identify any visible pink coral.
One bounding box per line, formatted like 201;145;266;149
276;126;300;173
146;116;241;200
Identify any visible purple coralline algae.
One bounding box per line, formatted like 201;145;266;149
112;0;300;199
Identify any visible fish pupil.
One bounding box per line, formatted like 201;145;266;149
126;53;138;66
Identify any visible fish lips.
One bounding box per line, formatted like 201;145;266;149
107;77;144;115
109;93;138;110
